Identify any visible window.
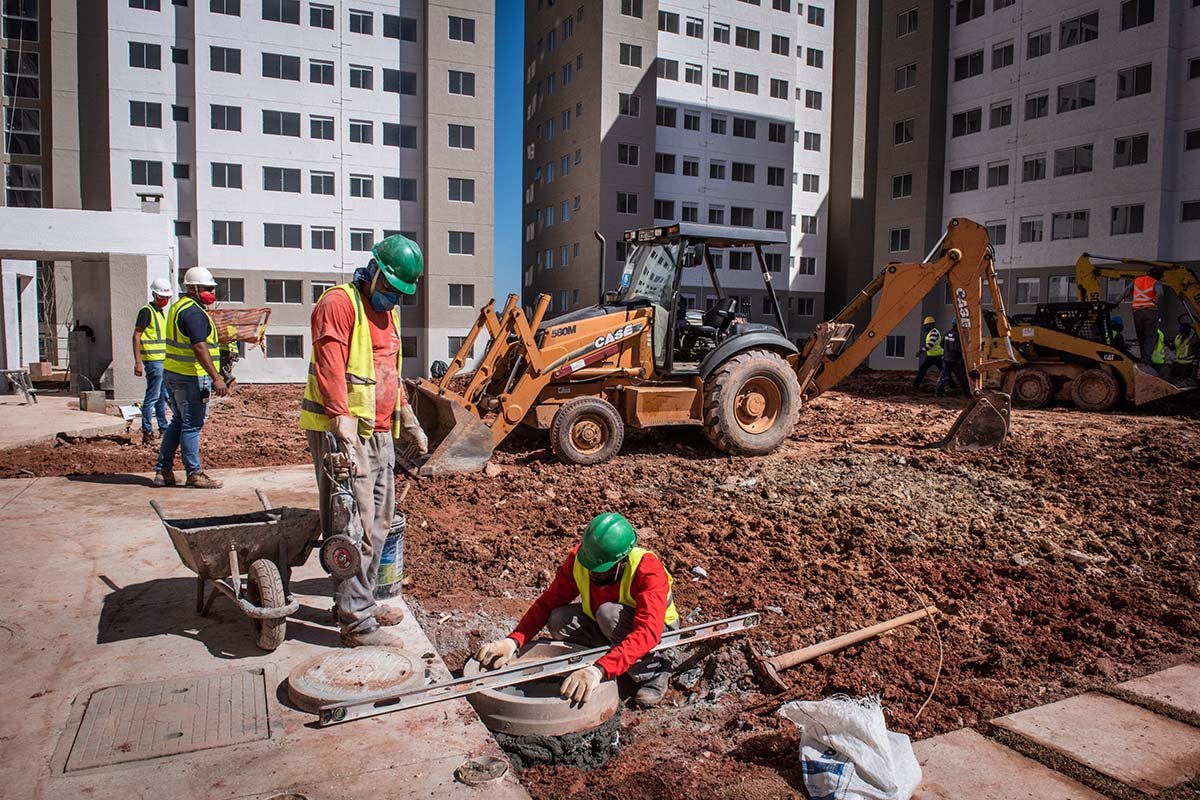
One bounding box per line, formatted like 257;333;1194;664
619;93;641;117
949;166;979;193
885;335;905;358
171;47;188;65
895;63;917;91
616;192;637;214
800;215;818;234
3;50;39;99
734;72;759;94
264;335;303;359
675;62;698;85
1016;277;1040;305
129;42;162;70
1057;78;1096;112
1182;202;1200;223
771;34;789;55
1190;58;1200;81
682;158;700;177
448;336;474;360
446;124;475;150
1111;204;1145;235
709;160;726;180
262;52;299;81
212;220;243;246
263;166;300;192
656;105;677;127
619;43;642;68
310;115;334;140
729;252;753;271
621;0;643;17
990;101;1012;129
310;60;334;84
345;229;371;252
349;65;372;89
1051;210;1089;240
807;5;825;25
1019;216;1043;243
807;48;824;68
262;0;299;24
657;10;679;32
263;109;300;136
766;167;785;187
890;228;911;252
349;174;373;198
448;70;475;95
732;117;757;139
985;221;1007;245
711;68;729;89
130;159;163;186
1186;129;1200;151
805;89;822;109
384;69;416;95
995;0;1015;7
897;8;918;35
349;119;372;144
686;16;703;37
952;108;982;137
310;3;333;28
449;15;475;41
265;279;302;304
889;118;914;145
1024;91;1048;120
264;223;301;248
735;27;760;50
309;171;334;195
656;58;678;81
803;131;821;151
731;162;756;183
211;162;242;188
1027;28;1051;58
1116;64;1152;99
1048;276;1077;302
447;177;475;203
1060;12;1099;48
892;173;913;198
711;115;727;135
681;203;698;223
1119;0;1154;30
954;50;984;81
172;104;189;122
174;218;191;239
448;284;476;308
385;15;417;40
1054;144;1093;176
2;0;37;40
655;153;676;174
683;111;700;131
308;228;335;251
761;210;782;231
448;230;475;254
956;0;985;24
614;143;641;168
653;199;675;220
801;173;819;192
797;257;816;276
129;101;161;128
768;122;787;143
1022;153;1046;182
348;9;372;34
987;160;1009;187
992;40;1014;70
713;22;730;43
1114;133;1149;167
215;277;244;303
209;46;240;74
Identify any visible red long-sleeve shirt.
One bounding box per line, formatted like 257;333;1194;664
310;286;406;431
509;546;671;679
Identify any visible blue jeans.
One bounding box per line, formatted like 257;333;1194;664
141;360;170;434
155;372;211;475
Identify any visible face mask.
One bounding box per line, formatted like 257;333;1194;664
370;289;399;313
153;295;170;309
198;290;217;306
590;562;623;586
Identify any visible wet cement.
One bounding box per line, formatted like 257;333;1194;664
495;711;623;771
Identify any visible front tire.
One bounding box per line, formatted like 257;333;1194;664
246;558;287;651
550;397;625;466
703;349;801;456
1011;368;1053;408
1070;368;1120;411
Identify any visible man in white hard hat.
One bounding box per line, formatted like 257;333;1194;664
132;277;173;445
154;267;227;489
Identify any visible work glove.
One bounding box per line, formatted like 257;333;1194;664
326;416;366;481
396;404;428;456
560;665;603;704
474;637;518;670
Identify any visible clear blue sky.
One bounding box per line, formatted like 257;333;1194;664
493;0;523;301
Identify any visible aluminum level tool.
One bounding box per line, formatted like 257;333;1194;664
317;612;760;726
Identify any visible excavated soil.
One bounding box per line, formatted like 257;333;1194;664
3;374;1199;798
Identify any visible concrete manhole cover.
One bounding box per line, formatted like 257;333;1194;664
287;646;421;714
62;668;270;772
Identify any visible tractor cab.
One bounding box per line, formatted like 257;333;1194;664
617;223;791;375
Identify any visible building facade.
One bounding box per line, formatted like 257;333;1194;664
3;0;494;383
522;0;835;341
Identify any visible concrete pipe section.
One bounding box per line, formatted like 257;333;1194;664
287;646;425;714
463;641;620;737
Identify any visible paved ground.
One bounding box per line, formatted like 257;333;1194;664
0;467;528;800
0;395;128;451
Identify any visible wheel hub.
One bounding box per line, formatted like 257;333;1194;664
570;416;607;455
734;376;782;435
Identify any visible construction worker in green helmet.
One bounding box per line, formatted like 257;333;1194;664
475;512;680;708
299;234;428;648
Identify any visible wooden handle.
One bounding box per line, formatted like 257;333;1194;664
768;606;938;671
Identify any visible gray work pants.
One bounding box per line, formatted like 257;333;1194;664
1133;307;1160;361
547;602;676;683
307;430;395;634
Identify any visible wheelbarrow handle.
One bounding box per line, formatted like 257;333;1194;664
149;499;168;521
256;489;273;511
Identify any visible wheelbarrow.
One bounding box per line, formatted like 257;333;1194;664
151;490;321;651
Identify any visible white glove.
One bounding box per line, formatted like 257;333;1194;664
560;665;603;704
397;404;428;455
474;637;518;670
330;414;359;444
326;416;366;480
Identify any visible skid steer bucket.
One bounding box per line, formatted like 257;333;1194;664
402;379;496;477
942;390;1011;451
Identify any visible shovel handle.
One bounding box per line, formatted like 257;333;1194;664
767;606;939;672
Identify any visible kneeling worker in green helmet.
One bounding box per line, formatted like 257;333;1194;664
475;512;679;707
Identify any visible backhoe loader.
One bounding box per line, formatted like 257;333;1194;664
405;218;1015;475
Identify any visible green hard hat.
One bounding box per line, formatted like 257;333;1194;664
577;513;637;573
372;234;423;295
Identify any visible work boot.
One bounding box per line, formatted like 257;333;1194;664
340;627;405;649
185;471;223;489
142;430;156;445
152;470;177;487
633;671;671;708
374;604;406;627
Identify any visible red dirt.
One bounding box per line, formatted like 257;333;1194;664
3;374;1198;798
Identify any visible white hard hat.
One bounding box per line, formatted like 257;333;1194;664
183;266;216;287
151;277;172;297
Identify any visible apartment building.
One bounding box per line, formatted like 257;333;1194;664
3;0;494;383
872;0;1200;367
522;0;836;342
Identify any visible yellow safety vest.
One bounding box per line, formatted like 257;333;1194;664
924;327;943;357
572;546;680;627
164;296;220;377
1151;330;1165;365
1176;333;1197;365
298;284;404;439
138;303;167;362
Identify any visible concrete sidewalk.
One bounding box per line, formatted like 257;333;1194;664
0;466;528;799
0;394;128;450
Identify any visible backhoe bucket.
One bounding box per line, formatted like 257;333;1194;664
403;379;495;476
942;390;1011;451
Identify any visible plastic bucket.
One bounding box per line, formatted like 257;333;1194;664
374;513;406;599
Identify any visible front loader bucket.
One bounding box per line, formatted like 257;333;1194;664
942;390;1011;451
403;380;496;476
1131;364;1191;406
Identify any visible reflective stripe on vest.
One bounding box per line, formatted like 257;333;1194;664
1176;333;1197;365
298;284;403;439
924;328;943;357
572;547;680;627
163;296;220;376
1132;276;1159;310
1151;330;1166;365
139;303;167;362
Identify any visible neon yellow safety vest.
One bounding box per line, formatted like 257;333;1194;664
138;303;167;362
164;296;220;377
1151;330;1165;365
924;327;943;357
572;546;680;627
298;284;404;439
1176;333;1197;365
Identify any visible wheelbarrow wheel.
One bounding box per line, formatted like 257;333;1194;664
246;559;287;651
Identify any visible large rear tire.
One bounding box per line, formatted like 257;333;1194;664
246;558;287;651
703;349;801;456
550;397;625;466
1011;368;1053;408
1070;368;1120;411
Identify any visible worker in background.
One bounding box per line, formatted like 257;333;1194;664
1150;327;1167;374
1107;316;1126;350
132;277;173;445
475;512;679;708
1171;315;1198;385
1127;267;1164;362
936;322;967;397
155;267;227;489
912;316;944;390
299;235;428;648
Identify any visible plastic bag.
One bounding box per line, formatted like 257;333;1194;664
778;694;921;800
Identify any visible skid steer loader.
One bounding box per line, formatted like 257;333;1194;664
406;218;1015;475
